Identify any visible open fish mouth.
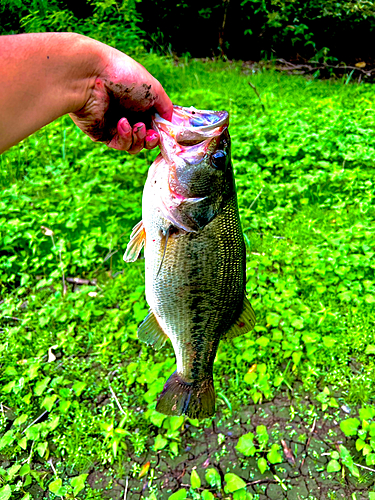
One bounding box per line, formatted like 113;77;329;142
151;106;230;231
168;106;229;141
152;106;229;147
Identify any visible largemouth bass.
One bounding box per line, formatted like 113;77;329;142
124;105;255;419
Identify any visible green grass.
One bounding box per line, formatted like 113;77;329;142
1;57;375;499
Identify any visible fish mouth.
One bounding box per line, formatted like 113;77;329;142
171;106;228;133
152;105;228;232
153;106;229;146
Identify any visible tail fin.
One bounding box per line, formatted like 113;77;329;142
156;371;215;419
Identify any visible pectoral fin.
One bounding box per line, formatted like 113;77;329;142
138;309;169;350
223;296;256;340
123;221;145;262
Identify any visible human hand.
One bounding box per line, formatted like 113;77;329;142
70;45;172;154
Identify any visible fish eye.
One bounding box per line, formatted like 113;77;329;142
211;150;227;170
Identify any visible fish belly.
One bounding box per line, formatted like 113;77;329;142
143;194;245;384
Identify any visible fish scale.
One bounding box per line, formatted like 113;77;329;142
145;195;245;383
124;105;256;418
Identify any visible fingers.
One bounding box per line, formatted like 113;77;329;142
145;130;159;150
108;119;159;153
110;117;132;150
127;122;146;154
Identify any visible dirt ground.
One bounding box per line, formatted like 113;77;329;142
80;388;375;500
11;384;374;499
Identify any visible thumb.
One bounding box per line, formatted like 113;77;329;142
154;85;173;121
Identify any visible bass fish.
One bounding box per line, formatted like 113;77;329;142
124;105;255;419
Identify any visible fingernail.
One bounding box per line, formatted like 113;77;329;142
118;119;131;135
134;123;146;135
146;130;158;143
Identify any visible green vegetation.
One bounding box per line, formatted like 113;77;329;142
0;0;145;56
1;58;375;498
2;0;375;63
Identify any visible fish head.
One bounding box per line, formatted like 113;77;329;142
169;129;234;231
153;107;235;232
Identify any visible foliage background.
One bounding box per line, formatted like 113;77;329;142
2;0;375;63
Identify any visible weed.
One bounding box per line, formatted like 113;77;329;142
1;58;375;498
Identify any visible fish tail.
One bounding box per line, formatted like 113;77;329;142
156;371;215;419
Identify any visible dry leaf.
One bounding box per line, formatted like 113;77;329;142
41;226;54;237
48;344;58;363
138;461;150;479
281;439;295;465
247;364;257;374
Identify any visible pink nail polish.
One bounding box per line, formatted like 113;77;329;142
134;123;146;134
119;119;130;135
146;130;158;142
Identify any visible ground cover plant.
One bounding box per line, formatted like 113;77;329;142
1;58;375;499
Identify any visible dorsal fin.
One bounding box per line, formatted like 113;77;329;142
138;309;169;350
123;221;145;262
223;296;256;340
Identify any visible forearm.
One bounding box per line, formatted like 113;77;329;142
0;32;173;154
0;33;103;153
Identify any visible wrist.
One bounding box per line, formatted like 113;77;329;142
55;33;106;114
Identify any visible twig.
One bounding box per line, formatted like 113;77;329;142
123;476;129;500
248;81;265;112
109;385;126;415
103;249;118;263
3;316;20;321
176;467;187;481
275;58;375;77
22;410;49;434
48;458;57;475
247;478;277;486
66;277;97;285
22;441;34;464
353;462;375;473
59;249;67;296
249;187;264;210
301;417;316;467
319;452;375;475
218;0;230;59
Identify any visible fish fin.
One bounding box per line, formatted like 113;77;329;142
223;296;256;340
156;226;171;278
156;371;215;419
123;221;145;262
138;309;169;350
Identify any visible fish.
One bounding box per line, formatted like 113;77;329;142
124;105;256;419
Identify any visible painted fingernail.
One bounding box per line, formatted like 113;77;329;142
145;131;159;150
134;123;146;138
146;130;158;143
118;118;131;136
